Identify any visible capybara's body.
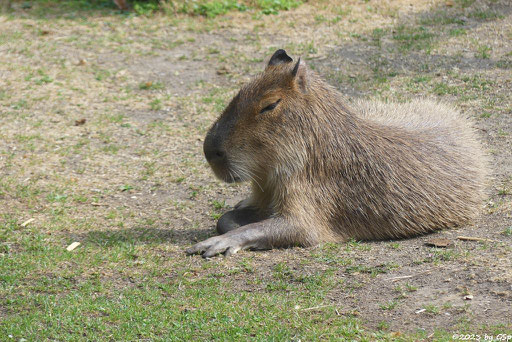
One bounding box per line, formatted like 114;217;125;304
187;49;488;258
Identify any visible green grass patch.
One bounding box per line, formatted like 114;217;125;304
467;9;503;21
449;27;467;36
379;300;398;310
133;0;160;15
432;82;461;96
0;215;374;340
177;0;301;17
423;304;440;315
454;0;475;8
139;81;165;90
419;12;465;26
180;0;248;18
11;0;302;18
496;59;512;69
476;44;492;59
392;25;435;52
257;0;301;15
149;98;162;111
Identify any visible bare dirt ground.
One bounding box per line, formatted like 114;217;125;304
1;0;511;338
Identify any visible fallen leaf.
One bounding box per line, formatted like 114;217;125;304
216;66;230;75
75;118;86;126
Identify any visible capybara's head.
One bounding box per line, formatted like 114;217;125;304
203;49;311;184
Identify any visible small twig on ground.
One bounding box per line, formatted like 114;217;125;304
20;218;35;227
386;275;413;282
66;242;81;251
457;236;495;243
181;216;192;223
385;270;432;282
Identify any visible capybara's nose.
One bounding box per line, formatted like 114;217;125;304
203;133;226;164
204;147;226;163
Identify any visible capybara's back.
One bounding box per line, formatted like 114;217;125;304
340;99;489;240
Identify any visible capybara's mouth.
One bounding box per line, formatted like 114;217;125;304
222;168;243;183
208;162;243;183
229;174;242;183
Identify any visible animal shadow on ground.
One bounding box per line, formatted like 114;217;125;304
68;226;214;247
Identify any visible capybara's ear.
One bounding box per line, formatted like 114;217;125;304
267;49;293;67
291;57;307;92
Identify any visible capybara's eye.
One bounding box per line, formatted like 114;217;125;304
260;99;281;114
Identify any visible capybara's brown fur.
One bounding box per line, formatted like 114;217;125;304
187;49;488;257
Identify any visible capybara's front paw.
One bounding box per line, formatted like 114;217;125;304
186;225;268;258
186;235;244;258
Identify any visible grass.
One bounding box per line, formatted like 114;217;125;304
405;283;418;292
467;9;503;21
379;300;399;310
0;237;363;339
0;216;378;340
423;304;440;315
1;0;511;340
149;98;163;110
392;25;435;52
449;27;467;36
455;0;476;8
3;0;302;17
432;82;460;96
419;11;465;26
180;0;249;17
139;81;165;90
477;44;492;59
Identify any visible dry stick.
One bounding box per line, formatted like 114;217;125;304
457;236;495;242
66;242;81;251
181;216;192;223
20;218;35;227
386;270;433;282
386;275;413;282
